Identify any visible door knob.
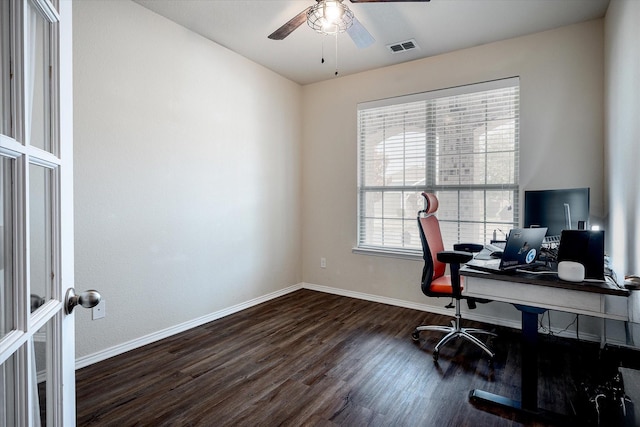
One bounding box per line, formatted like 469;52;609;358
65;288;101;314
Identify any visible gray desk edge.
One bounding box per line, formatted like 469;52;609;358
461;266;630;297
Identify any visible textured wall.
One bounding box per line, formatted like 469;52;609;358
605;0;640;277
301;20;606;332
73;0;303;359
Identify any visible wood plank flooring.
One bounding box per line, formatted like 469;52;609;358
76;289;618;426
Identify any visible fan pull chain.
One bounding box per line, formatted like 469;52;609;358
335;31;339;76
319;34;340;76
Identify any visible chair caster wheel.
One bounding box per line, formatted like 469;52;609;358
411;331;420;342
433;351;439;362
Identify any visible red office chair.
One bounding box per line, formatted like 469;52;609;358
411;192;496;362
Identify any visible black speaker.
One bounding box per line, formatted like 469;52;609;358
557;230;604;280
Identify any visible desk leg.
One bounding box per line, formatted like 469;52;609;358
521;308;539;410
470;306;575;424
470;307;542;411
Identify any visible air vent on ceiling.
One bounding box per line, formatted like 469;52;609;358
387;39;419;54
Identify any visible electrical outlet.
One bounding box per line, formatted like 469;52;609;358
92;299;106;320
320;257;326;268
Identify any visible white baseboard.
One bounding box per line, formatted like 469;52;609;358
75;284;303;369
76;281;620;370
300;282;606;343
300;282;522;330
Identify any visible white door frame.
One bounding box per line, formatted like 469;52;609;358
57;0;76;426
59;0;75;424
0;0;75;425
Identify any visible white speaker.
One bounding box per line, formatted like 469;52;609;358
558;261;585;282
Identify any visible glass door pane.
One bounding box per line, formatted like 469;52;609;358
29;163;52;312
26;1;52;152
0;352;16;426
0;156;13;340
34;314;59;427
0;0;10;136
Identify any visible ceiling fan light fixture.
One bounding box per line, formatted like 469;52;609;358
307;0;354;36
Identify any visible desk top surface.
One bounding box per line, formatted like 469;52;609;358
461;266;630;297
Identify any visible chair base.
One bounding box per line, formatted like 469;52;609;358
412;316;496;361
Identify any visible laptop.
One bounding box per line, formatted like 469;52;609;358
466;227;548;273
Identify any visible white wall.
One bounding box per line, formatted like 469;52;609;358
605;0;640;277
605;0;640;338
73;0;302;359
72;1;630;361
301;20;605;331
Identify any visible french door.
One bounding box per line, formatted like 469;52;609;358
1;0;77;425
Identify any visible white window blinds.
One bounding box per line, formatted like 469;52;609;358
357;77;520;254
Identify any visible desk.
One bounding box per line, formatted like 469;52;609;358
460;267;630;423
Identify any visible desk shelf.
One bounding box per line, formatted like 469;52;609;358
461;268;629;321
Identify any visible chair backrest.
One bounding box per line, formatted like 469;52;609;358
417;193;446;289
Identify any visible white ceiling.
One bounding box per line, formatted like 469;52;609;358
133;0;610;85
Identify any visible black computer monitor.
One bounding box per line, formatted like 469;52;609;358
557;229;604;279
523;188;590;236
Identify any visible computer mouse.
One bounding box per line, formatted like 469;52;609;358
490;251;503;258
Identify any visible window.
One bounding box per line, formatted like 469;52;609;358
357;78;519;255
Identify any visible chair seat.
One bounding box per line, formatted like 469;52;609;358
429;275;464;295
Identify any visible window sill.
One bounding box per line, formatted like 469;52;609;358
352;246;422;261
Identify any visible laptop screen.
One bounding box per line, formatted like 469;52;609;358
499;227;548;269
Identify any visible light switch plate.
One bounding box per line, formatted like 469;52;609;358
92;299;106;320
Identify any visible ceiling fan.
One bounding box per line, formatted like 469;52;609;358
268;0;431;49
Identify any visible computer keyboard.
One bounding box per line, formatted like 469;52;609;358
543;235;561;245
485;242;505;253
474;243;505;260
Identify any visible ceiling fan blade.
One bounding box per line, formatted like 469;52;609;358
349;0;430;3
268;7;312;40
347;17;375;49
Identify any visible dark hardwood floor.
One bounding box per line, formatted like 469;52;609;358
76;289;624;426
